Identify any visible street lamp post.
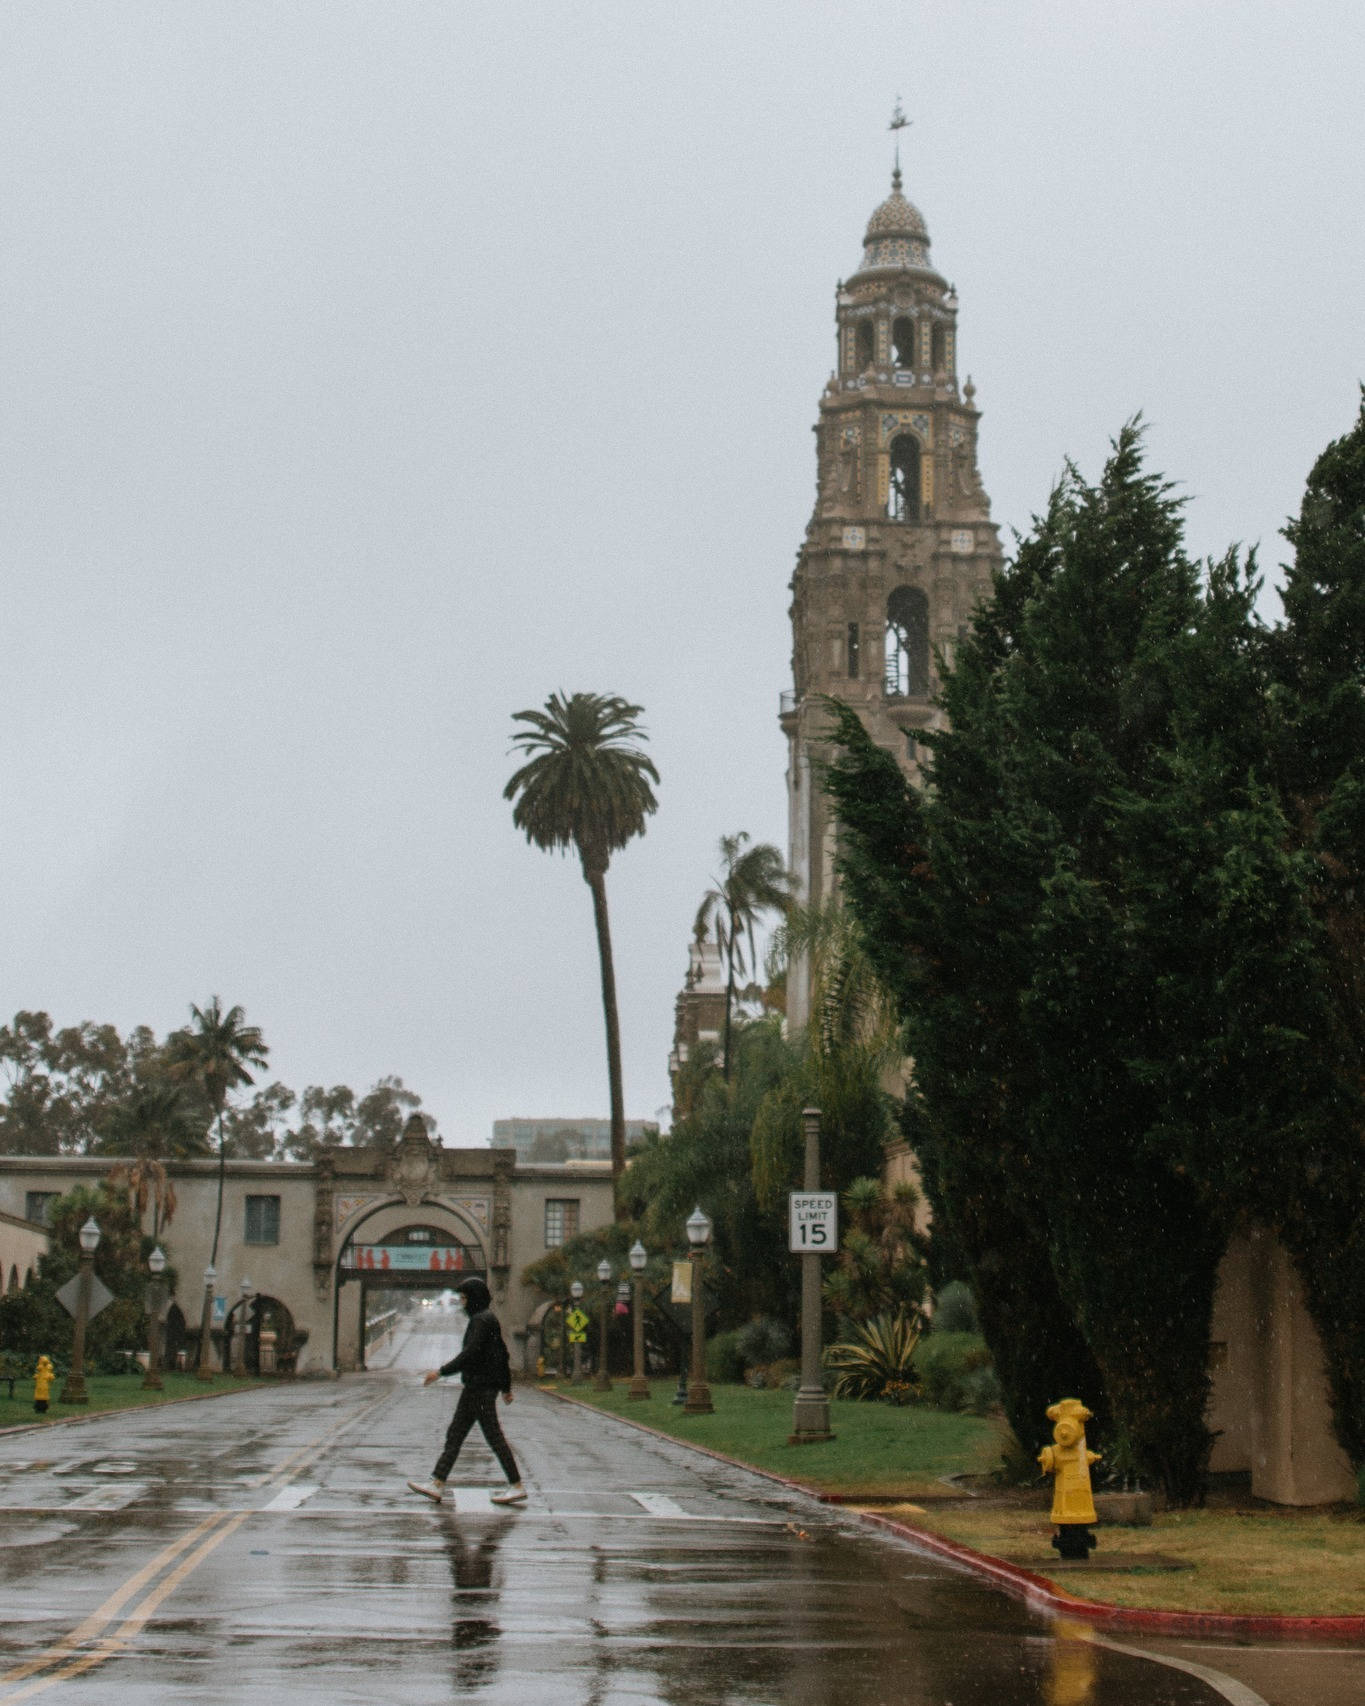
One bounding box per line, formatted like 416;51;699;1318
235;1277;255;1374
683;1206;713;1414
196;1264;217;1383
59;1217;101;1405
569;1280;585;1385
594;1259;613;1392
628;1240;650;1401
142;1246;167;1391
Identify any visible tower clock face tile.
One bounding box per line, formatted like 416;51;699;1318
951;530;975;554
842;527;866;550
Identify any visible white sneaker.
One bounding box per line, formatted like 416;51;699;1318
407;1478;450;1505
490;1483;527;1506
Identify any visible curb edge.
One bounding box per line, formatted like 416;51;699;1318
546;1388;1365;1642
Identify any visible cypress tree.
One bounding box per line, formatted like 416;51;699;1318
827;423;1326;1502
1268;394;1365;1461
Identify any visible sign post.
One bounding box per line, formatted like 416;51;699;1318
790;1108;835;1444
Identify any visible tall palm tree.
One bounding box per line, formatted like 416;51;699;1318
694;832;790;1080
504;692;659;1195
166;998;268;1268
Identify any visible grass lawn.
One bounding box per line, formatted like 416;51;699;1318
556;1382;1365;1617
0;1371;262;1431
896;1499;1365;1618
553;1380;1005;1497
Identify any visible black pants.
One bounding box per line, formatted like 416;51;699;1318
434;1385;520;1484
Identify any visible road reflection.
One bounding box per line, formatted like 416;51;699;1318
1046;1619;1099;1706
443;1514;512;1693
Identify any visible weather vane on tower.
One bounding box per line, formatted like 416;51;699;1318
889;96;910;188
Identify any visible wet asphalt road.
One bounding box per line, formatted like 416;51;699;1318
0;1312;1347;1705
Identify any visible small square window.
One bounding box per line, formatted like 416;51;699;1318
544;1199;580;1249
25;1192;59;1227
245;1195;281;1246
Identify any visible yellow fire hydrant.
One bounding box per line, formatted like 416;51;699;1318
1038;1397;1100;1560
33;1355;55;1414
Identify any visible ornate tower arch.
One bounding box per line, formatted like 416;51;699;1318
781;156;1004;1027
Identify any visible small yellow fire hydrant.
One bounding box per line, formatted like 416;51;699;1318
33;1355;55;1414
1038;1397;1101;1561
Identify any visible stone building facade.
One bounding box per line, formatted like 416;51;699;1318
0;1116;613;1375
781;163;1004;1029
0;1207;47;1297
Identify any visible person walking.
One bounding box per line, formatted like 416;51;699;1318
407;1275;527;1508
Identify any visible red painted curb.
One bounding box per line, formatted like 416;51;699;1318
546;1389;1365;1642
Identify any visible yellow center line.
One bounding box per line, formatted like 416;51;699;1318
0;1514;222;1685
0;1385;397;1702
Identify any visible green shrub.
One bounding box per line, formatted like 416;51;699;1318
913;1331;998;1413
705;1330;745;1384
930;1280;979;1335
825;1310;922;1404
736;1316;792;1367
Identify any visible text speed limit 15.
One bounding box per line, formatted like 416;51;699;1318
788;1192;838;1254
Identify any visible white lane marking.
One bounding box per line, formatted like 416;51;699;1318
262;1481;318;1512
628;1492;688;1517
1090;1631;1272;1706
64;1483;146;1512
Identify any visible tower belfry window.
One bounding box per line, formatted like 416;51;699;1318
931;323;947;372
847;622;860;677
887;435;921;521
886;586;930;697
893;317;916;368
855;322;875;370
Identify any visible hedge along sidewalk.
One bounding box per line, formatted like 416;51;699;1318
0;1372;267;1435
551;1384;1365;1637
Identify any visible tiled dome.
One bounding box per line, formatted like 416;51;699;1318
864;168;929;243
855;166;935;276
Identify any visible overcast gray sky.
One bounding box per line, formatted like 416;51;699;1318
3;3;1362;1145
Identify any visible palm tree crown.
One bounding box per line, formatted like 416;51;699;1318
694;832;790;1079
505;692;659;877
504;692;658;1199
167;998;268;1267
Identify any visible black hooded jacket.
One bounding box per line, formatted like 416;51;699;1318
437;1278;511;1393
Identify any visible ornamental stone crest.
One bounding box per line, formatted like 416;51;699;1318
385;1114;440;1206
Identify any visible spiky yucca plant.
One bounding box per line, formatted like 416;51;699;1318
824;1309;922;1404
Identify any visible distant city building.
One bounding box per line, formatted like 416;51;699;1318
492;1117;658;1165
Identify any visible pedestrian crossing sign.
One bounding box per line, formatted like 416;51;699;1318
566;1307;589;1344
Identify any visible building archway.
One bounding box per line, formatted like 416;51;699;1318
333;1201;489;1371
224;1294;298;1375
886;585;931;697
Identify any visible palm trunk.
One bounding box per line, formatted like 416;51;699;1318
721;912;737;1082
209;1108;226;1269
584;861;627;1216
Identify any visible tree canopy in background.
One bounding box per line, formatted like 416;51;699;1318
0;1007;434;1163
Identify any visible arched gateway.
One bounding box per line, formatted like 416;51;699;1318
334;1204;488;1370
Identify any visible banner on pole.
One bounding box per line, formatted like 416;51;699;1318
670;1261;692;1304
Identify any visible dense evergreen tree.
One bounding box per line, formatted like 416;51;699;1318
826;424;1329;1501
1267;394;1365;1461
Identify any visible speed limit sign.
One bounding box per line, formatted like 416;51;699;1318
788;1192;837;1254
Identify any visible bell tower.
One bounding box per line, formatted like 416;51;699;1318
781;154;1004;1029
